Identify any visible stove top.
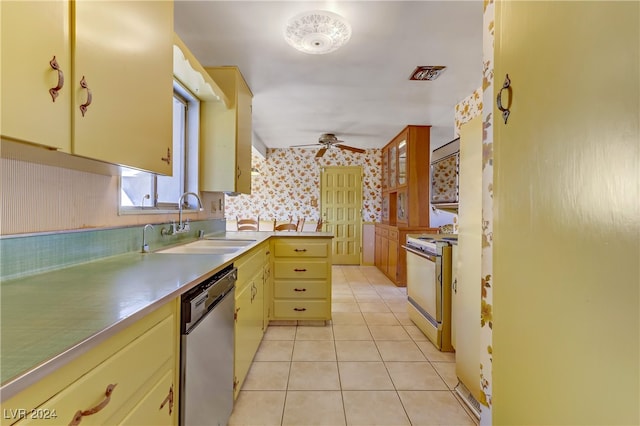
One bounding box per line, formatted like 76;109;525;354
405;233;457;254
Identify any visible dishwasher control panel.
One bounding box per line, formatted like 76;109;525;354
181;264;237;333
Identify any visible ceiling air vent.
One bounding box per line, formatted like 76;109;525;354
409;66;446;81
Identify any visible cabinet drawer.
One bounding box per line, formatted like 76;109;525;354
22;316;174;425
273;260;327;279
273;241;328;258
236;244;267;285
274;280;327;299
118;368;175;426
377;227;389;238
388;229;399;241
273;300;329;319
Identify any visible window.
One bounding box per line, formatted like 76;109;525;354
120;81;200;213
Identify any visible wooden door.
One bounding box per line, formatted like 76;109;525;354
320;166;362;264
493;2;639;424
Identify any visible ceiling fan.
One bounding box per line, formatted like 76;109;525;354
292;133;366;158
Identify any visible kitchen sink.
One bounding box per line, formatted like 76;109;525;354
202;238;256;247
155;239;256;254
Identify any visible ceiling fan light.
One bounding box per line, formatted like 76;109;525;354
284;10;352;55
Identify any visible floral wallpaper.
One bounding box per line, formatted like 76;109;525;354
225;148;381;223
480;0;495;424
455;87;483;136
431;155;459;204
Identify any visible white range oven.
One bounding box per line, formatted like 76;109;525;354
402;234;457;352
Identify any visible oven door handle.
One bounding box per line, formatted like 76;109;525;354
401;245;438;262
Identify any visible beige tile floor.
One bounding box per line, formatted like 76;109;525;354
229;265;477;426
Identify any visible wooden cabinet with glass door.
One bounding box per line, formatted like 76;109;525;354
1;0;174;175
376;125;434;286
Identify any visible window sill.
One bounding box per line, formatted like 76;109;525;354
118;207;201;216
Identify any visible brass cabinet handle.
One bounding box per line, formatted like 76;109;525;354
293;248;307;252
159;385;174;415
49;56;64;102
293;268;307;272
294;288;307;292
293;307;307;312
68;383;117;425
79;76;92;117
161;147;171;165
496;74;512;124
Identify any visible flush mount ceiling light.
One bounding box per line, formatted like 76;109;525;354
284;10;352;55
409;66;447;81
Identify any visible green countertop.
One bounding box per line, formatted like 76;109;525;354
0;231;332;401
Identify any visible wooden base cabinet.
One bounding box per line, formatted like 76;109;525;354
375;224;437;286
1;302;179;426
271;238;332;321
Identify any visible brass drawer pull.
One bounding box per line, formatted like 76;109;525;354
293;268;307;272
159;385;174;415
496;73;512;124
69;383;117;425
294;288;307;292
161;147;171;165
49;56;64;102
294;248;307;252
293;307;307;312
79;76;92;117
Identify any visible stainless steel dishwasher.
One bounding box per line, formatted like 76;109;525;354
180;264;237;426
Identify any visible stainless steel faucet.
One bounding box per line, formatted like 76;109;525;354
176;192;203;233
142;224;154;253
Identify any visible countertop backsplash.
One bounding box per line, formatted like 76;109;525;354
0;219;225;282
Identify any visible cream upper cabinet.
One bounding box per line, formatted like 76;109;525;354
1;0;174;175
201;66;253;194
72;0;174;175
1;0;71;152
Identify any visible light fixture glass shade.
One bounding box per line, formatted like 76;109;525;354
284;10;352;55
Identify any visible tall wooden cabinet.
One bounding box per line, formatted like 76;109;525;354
201;66;253;194
375;125;436;286
1;0;174;175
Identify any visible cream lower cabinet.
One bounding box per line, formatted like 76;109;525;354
1;302;179;426
272;238;332;321
1;0;174;175
233;242;267;399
